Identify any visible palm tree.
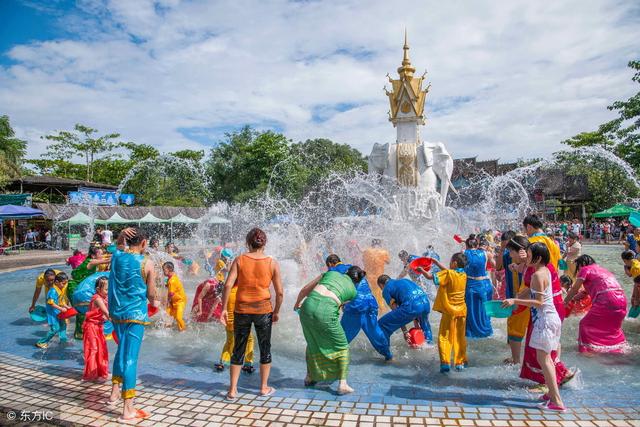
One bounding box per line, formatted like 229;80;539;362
0;115;28;186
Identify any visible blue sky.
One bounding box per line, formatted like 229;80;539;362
1;0;639;162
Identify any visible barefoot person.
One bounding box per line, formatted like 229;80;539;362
82;277;110;381
295;265;364;394
220;228;284;401
502;243;566;412
107;227;158;424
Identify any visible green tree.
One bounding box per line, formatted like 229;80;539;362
205;126;294;202
173;149;205;163
0;115;28;187
291;138;367;192
42;124;122;181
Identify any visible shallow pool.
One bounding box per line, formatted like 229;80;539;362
1;244;639;407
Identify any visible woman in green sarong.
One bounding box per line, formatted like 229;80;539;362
294;264;365;395
68;245;111;339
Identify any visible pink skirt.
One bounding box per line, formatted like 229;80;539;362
578;289;627;353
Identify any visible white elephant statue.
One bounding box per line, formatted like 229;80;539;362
368;141;455;205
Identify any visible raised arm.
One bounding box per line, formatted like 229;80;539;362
294;275;322;310
271;260;284;323
116;227;136;250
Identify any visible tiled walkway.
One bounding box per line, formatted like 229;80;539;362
0;352;638;427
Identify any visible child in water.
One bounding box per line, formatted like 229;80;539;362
215;249;233;282
36;272;70;349
83;277;110;381
163;262;187;331
418;253;468;373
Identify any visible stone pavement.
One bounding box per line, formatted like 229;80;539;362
0;250;71;272
0;352;638;426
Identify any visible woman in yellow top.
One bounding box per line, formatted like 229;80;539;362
418;253;468;373
163;262;186;331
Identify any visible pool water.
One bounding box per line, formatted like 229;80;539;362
1;245;639;407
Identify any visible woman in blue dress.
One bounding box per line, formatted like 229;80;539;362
464;234;495;338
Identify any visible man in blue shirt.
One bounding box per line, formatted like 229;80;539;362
376;275;433;358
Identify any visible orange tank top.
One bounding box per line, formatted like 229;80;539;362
234;254;274;314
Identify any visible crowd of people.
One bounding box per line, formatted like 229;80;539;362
24;213;639;421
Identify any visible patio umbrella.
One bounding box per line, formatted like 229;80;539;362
592;204;639;218
0;205;44;218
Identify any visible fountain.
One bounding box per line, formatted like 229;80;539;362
13;34;640;410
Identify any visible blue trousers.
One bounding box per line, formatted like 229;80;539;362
37;319;67;344
112;322;145;399
378;304;433;344
341;311;392;360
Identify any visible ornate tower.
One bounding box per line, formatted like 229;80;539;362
384;31;430;146
383;31;431;186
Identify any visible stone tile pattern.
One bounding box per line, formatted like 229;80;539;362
0;352;638;427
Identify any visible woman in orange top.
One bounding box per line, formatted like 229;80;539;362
220;227;284;401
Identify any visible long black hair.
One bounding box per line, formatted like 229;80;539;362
575;254;596;271
528;242;550;265
346;265;366;284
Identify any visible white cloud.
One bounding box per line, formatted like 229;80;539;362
1;0;638;164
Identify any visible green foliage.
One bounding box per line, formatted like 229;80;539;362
42;124;122;182
555;150;639;211
0;115;28;187
205;127;368;203
20;119;367;206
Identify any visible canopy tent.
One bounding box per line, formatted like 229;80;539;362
105;212;138;224
170;213;200;224
57;212;106;225
592;204;639;218
0;205;44;219
206;215;230;224
137;212;169;223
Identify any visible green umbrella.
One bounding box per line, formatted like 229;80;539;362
592;204;639;218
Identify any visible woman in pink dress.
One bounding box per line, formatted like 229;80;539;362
564;255;628;354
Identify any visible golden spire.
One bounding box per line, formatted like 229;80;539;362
397;28;415;79
385;30;430;125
